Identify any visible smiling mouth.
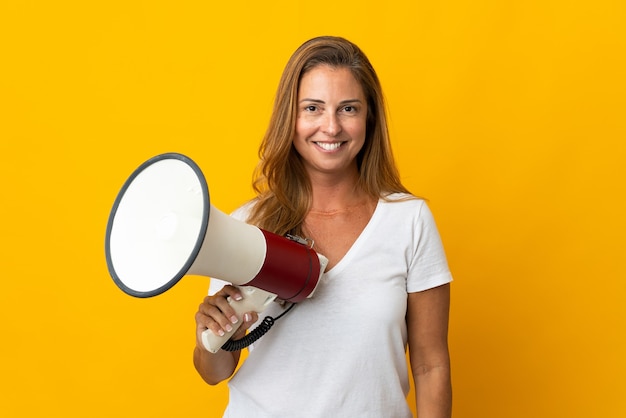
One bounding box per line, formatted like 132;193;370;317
314;142;344;151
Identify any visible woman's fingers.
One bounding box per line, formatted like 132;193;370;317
196;285;248;336
230;311;259;341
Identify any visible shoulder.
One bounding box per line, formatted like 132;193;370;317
379;192;426;213
377;193;441;230
229;199;258;222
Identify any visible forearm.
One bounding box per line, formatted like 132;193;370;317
193;285;256;385
193;345;240;385
414;365;452;418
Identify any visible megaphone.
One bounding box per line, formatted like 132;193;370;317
105;153;328;353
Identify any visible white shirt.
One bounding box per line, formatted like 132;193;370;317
210;194;453;418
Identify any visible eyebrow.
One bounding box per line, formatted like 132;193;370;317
298;98;363;105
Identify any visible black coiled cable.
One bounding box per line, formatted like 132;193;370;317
221;303;296;352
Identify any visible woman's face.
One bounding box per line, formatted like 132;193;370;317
293;65;367;179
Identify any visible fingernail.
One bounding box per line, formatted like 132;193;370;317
244;313;251;322
225;324;233;332
233;294;243;301
217;329;225;337
230;315;239;324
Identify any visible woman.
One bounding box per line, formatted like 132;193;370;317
194;36;453;418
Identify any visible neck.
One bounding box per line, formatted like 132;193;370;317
308;170;369;213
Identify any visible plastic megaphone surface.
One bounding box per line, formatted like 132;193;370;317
105;153;328;352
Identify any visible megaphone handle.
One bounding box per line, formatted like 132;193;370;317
201;286;277;353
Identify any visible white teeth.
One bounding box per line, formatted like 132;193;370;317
316;142;342;151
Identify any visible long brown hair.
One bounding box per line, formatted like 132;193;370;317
247;36;410;236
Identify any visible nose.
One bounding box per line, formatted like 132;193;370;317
321;112;342;137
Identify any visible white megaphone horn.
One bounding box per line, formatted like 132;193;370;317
105;153;328;353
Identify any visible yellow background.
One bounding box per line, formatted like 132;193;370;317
1;1;624;417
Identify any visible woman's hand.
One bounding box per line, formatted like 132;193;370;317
194;285;259;351
193;285;260;385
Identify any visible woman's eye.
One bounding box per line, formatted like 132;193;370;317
305;105;317;112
